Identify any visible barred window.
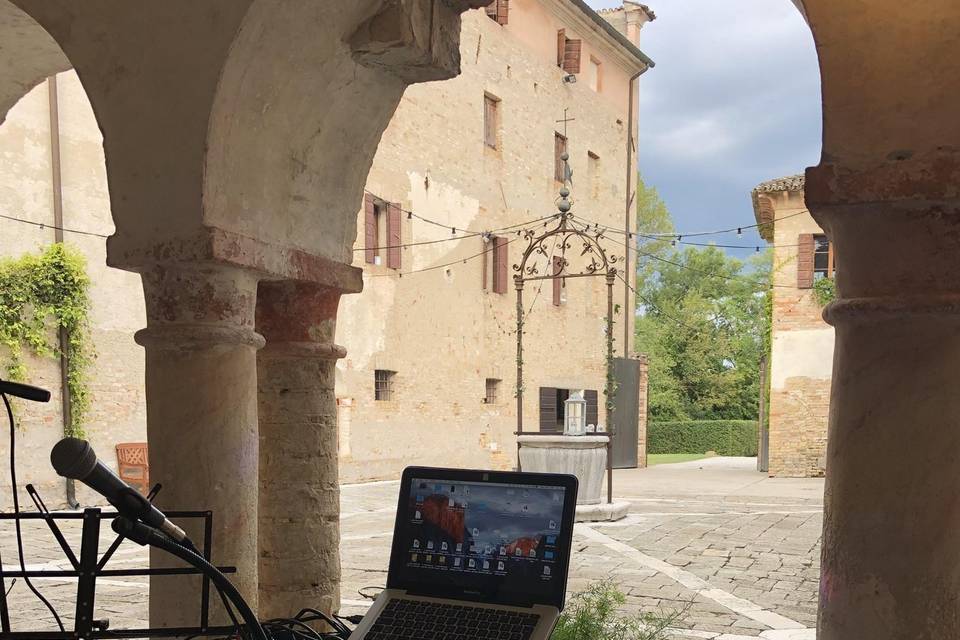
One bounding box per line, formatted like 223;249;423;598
375;370;396;401
485;378;501;404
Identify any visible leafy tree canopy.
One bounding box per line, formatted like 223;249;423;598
634;176;771;421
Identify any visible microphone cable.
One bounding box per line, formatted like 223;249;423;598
2;391;65;631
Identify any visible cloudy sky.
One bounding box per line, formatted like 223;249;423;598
586;0;822;257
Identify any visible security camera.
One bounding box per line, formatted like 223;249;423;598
562;73;577;84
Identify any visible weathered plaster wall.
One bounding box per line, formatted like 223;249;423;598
507;0;643;114
336;7;641;482
767;188;832;477
0;72;146;509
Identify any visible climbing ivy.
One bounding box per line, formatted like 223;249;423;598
0;243;93;438
813;277;836;307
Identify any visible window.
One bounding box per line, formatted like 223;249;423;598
538;387;599;432
588;56;601;92
374;369;396;401
797;233;835;289
484;0;509;25
552;255;565;306
483;93;499;149
587;151;600;198
554;133;568;183
483;235;509;294
556;29;582;74
364;194;402;269
485;378;500;404
813;234;835;281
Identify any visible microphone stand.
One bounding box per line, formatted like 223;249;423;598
112;517;269;640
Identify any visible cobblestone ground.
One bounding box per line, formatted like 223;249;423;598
2;458;823;640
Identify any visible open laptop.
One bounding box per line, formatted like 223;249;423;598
350;466;579;640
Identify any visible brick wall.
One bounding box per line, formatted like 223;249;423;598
336;6;647;482
766;188;833;477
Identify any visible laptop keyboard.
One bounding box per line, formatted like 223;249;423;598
364;598;541;640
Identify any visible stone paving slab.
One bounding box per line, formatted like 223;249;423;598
2;459;824;638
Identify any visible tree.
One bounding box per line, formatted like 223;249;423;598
634;175;675;291
635;244;772;422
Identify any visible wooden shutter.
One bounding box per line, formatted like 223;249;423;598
554;133;567;183
364;194;376;264
386;201;402;269
539;387;558;433
552;256;563;306
556;29;566;67
496;0;509;25
493;236;508;294
563;38;582;75
486;0;509;25
484;95;497;149
585;389;598;427
797;233;814;289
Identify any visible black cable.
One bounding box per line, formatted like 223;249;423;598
3;392;65;631
112;517;269;640
358;586;383;600
214;583;242;639
294;608;349;635
0;212;111;238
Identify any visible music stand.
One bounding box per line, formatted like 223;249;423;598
0;485;238;639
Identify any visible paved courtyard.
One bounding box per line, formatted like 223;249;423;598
2;457;823;639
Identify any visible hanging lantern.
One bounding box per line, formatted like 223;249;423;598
564;390;587;436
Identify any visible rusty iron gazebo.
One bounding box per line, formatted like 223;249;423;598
513;154;620;504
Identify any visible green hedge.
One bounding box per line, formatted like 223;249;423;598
648;420;758;457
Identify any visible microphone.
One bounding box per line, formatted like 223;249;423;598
50;437;191;546
0;379;51;403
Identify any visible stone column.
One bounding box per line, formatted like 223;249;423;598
811;156;960;639
256;281;345;619
636;355;649;469
135;263;264;628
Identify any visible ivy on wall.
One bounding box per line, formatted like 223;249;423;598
813;277;836;307
0;243;93;437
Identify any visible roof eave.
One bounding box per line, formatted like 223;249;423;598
567;0;656;71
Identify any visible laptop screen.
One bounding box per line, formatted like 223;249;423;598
387;468;577;610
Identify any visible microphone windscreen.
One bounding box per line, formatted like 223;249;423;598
50;437;98;480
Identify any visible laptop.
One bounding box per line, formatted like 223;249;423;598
350;466;579;640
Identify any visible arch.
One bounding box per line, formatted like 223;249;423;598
0;1;70;124
204;0;475;270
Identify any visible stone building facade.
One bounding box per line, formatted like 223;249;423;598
0;0;655;505
336;0;655;482
4;0;960;635
753;174;832;477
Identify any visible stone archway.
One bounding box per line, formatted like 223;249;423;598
1;0;493;629
2;0;959;637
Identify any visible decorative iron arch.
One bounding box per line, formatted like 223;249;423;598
513;183;620;504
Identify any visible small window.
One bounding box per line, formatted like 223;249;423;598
374;202;386;265
483;94;499;149
552;255;565;307
483;235;509;294
813;234;835;280
375;370;396;401
587;151;600;198
554;133;568;183
588;56;601;92
485;378;500;404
